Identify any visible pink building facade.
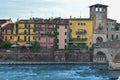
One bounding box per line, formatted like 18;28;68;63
57;19;68;49
35;23;55;49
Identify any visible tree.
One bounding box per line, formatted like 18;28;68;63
0;41;11;49
31;41;40;52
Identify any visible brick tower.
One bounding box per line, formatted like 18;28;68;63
89;4;108;43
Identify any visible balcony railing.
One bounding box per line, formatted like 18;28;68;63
69;38;87;41
76;30;87;35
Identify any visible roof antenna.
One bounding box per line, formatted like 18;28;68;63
80;11;82;18
30;11;33;18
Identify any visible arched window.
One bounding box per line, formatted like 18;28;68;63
96;37;103;43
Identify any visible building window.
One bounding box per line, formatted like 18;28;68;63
5;30;7;34
10;36;12;39
28;36;30;42
24;30;27;34
83;23;86;26
107;34;108;39
24;36;26;41
57;39;59;43
107;23;108;25
81;23;83;26
115;27;119;31
65;45;67;49
5;36;7;41
77;36;80;38
70;29;72;32
11;30;13;34
112;23;114;25
65;32;67;35
33;36;34;40
65;39;67;43
116;35;118;39
25;24;27;28
65;26;67;29
111;34;114;40
18;36;20;41
90;42;91;45
98;24;103;30
70;23;72;25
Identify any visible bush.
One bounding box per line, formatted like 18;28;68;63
31;41;40;52
0;41;11;49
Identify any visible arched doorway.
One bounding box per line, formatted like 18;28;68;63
96;37;103;43
114;53;120;63
94;51;108;63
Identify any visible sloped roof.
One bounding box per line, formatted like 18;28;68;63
107;18;116;22
0;19;11;24
2;23;14;29
89;3;108;8
69;18;91;21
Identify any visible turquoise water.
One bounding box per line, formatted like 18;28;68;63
0;64;120;80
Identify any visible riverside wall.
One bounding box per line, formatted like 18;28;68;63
0;50;91;63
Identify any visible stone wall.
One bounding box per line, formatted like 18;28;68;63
0;50;91;62
0;52;54;62
54;50;91;62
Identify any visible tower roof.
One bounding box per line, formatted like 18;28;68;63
89;3;108;8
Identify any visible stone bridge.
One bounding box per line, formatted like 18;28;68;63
93;40;120;70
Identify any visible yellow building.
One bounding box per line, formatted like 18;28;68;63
13;20;35;45
68;19;93;49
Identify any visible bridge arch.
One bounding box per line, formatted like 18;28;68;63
94;51;108;63
114;53;120;63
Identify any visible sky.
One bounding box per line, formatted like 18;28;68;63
0;0;120;22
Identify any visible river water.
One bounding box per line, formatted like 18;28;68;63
0;64;120;80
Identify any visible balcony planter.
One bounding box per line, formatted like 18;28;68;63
69;38;87;41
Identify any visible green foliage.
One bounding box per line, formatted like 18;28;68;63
51;25;59;53
0;41;11;49
68;44;88;49
69;38;87;41
31;41;40;52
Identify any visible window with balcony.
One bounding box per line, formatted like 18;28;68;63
76;29;87;35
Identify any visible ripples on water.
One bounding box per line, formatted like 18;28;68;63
0;64;119;80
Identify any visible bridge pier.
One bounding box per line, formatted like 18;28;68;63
109;63;120;70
